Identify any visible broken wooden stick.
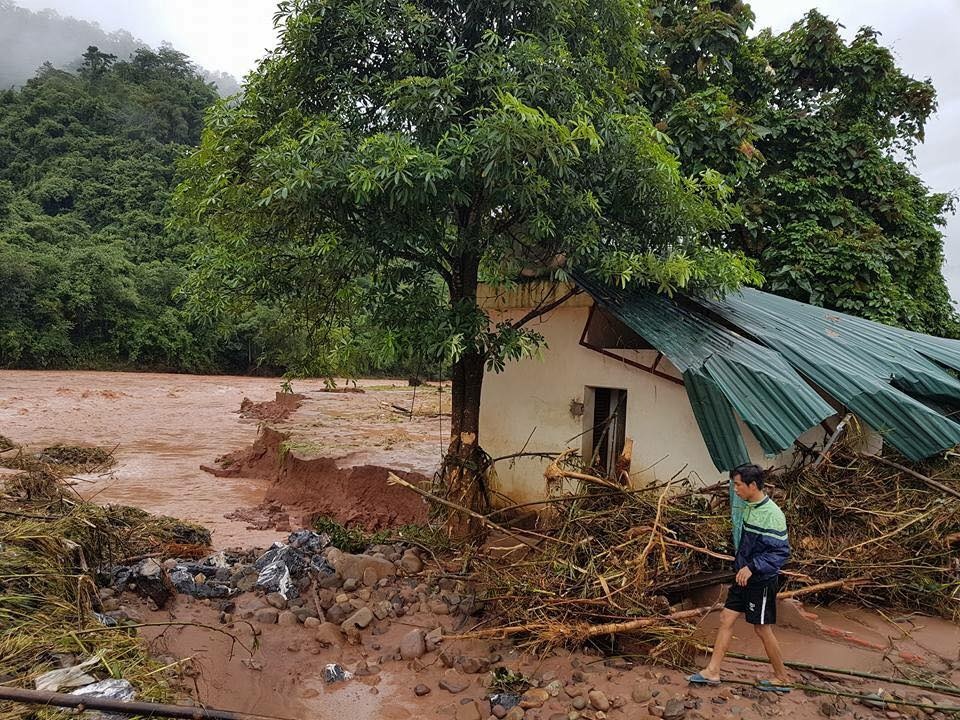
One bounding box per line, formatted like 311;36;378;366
779;578;867;598
386;473;548;555
452;576;868;642
857;453;960;501
698;647;960;697
0;686;301;720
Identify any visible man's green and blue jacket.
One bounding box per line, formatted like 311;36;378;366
735;496;791;582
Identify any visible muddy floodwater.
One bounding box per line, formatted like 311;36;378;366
0;370;443;547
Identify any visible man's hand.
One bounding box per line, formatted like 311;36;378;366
736;566;753;587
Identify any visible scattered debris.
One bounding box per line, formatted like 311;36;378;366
469;442;959;651
238;392;305;422
322;664;353;683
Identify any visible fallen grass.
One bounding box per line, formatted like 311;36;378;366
0;462;211;719
0;439;117;475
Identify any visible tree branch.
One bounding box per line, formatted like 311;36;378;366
511;285;581;330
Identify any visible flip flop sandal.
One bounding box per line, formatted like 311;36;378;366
757;680;791;693
687;672;721;686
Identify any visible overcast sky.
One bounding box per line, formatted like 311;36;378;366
14;0;960;301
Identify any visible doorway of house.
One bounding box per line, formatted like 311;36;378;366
585;386;627;478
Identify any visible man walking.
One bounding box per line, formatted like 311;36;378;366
688;464;792;691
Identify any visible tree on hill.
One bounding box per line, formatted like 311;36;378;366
0;1;240;96
0;46;249;370
175;0;761;527
642;1;957;336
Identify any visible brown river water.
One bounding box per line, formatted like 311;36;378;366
0;370;442;547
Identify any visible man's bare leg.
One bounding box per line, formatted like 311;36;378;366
754;624;790;684
700;609;740;681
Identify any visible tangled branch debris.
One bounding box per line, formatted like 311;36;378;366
468;443;959;651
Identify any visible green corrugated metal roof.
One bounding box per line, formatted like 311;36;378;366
576;275;836;470
698;289;960;461
575;274;960;469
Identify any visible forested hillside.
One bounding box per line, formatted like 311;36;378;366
0;46;261;371
0;0;240;95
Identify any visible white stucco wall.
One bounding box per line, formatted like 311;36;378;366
479;287;847;505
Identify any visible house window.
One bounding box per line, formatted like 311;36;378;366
585;387;627;478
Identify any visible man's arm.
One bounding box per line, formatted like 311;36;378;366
748;536;790;577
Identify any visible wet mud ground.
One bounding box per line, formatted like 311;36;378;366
1;370;959;720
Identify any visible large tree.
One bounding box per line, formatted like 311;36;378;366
175;0;759;525
642;2;957;335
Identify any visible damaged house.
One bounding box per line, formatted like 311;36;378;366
480;277;960;504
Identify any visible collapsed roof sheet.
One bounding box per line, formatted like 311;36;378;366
698;288;960;461
576;275;835;470
575;275;960;468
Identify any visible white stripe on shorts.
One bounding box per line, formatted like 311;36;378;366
760;586;768;624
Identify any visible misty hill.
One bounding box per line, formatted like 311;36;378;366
0;0;241;95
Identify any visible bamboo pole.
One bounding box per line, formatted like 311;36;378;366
858;453;960;501
701;648;960;697
0;686;302;720
386;473;548;554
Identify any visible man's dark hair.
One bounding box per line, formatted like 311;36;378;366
731;463;765;489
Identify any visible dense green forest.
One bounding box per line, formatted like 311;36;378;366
0;46;265;372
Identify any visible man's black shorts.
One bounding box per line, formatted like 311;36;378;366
725;576;779;625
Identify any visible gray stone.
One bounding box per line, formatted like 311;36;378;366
632;684;653;704
573;697;587;710
400;549;423;574
278;610;299;626
520;688;550;709
327;549;396;584
265;592;287;610
140;558;163;577
304;616;322;629
343;578;359;592
589;690;610;712
341;607;374;633
414;684;431;697
429;600;450;615
235;574;257;592
438;669;470;694
372;600;392;620
255;608;279;624
399;629;426;660
545;680;563;697
318;573;343;589
663;698;686;720
314;622;343;647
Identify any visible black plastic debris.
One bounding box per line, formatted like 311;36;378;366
253;531;333;599
489;693;521;710
322;664;353;683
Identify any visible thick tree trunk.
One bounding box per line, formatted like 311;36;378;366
442;248;490;538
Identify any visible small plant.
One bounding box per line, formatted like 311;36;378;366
489;667;530;694
313;516;376;553
279;378;294;394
